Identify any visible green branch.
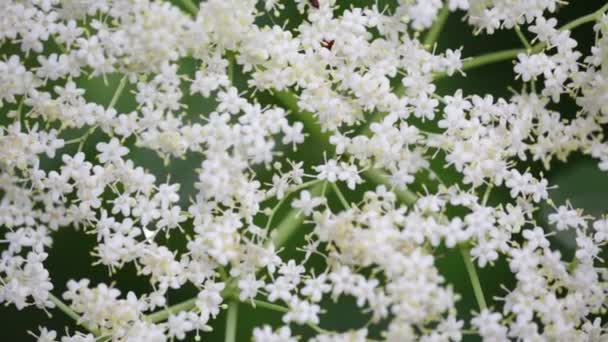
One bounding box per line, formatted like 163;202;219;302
561;2;608;32
108;75;127;110
459;245;487;311
423;5;450;49
245;298;327;334
436;3;608;78
331;182;350;209
48;293;101;336
514;25;532;51
454;48;525;76
146;298;197;323
224;302;239;342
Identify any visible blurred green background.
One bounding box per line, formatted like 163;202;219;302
1;0;607;341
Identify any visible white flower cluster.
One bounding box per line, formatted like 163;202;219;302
1;0;607;341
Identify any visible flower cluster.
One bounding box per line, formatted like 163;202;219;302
1;0;607;341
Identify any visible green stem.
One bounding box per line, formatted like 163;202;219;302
48;293;101;336
436;3;608;79
224;302;239;342
561;2;608;32
108;75;127;110
331;182;350;209
146;298;197;323
481;185;493;206
265;196;287;230
250;298;288;313
459;245;487;311
49;293;81;323
227;51;236;84
514;25;532;51
75;75;127;152
462;48;525;72
423;5;450;48
246;299;327;334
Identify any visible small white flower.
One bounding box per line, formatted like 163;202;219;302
291;190;325;216
95;138;129;164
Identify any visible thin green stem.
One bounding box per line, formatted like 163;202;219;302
49;293;81;324
331;182;350;209
224;302;239;342
514;25;532;51
227;51;236;84
250;298;287;313
460;185;491;312
146;298;197;323
459;245;487;311
423;5;450;49
482;185;493;206
462;48;525;73
561;2;608;32
108;75;127;110
272;179;323;200
48;293;100;336
76;75;127;152
265;196;287;230
77;125;97;153
247;299;327;334
436;3;608;78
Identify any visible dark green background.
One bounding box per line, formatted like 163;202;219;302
1;1;606;340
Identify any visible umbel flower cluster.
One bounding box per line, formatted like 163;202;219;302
1;0;608;341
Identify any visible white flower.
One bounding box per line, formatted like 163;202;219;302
471;310;508;341
196;281;225;321
253;326;296;342
167;312;195;340
593;218;608;242
548;205;586;231
96;138;129;164
292;190;325;216
217;87;247;114
237;274;264;301
34;327;57;342
282;298;320;325
301;274;331;302
265;276;295;302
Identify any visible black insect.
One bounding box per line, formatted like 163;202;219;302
320;39;335;50
309;0;320;9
